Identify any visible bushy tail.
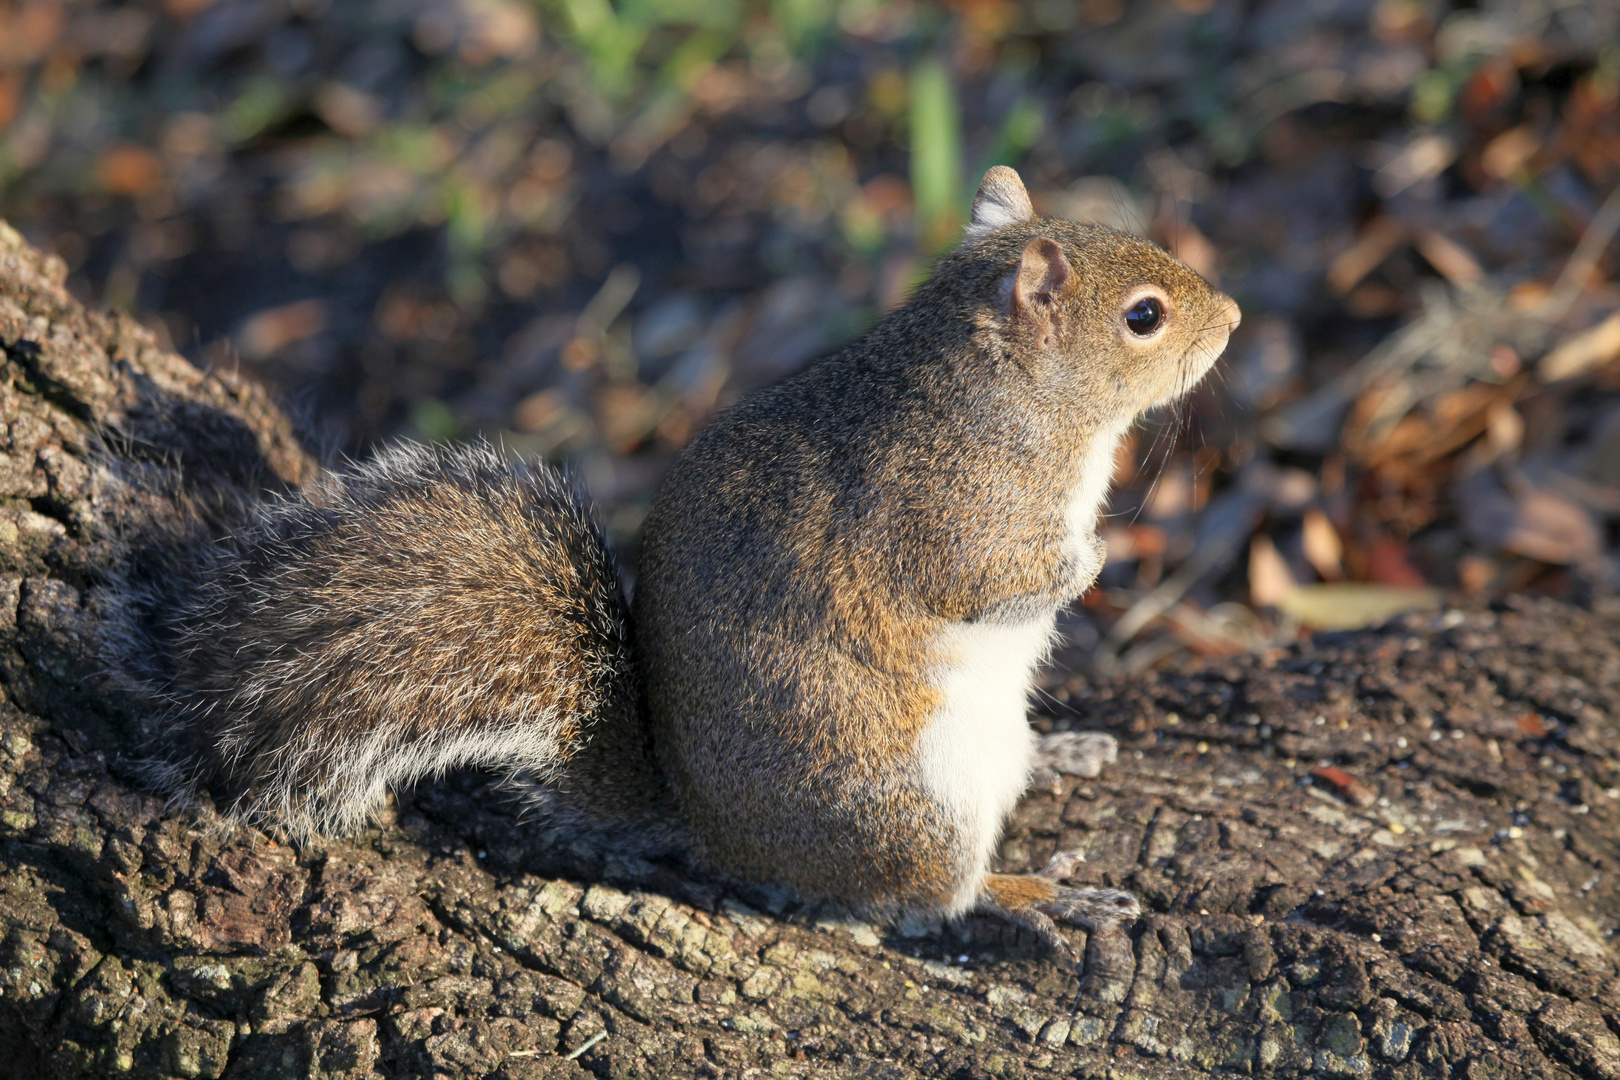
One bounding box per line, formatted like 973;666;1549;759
103;440;667;840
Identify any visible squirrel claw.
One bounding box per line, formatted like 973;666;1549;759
1002;907;1079;962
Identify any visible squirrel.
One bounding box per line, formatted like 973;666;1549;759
104;167;1239;952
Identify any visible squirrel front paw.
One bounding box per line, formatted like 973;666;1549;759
1036;731;1118;779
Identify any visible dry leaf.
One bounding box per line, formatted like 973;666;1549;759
1459;554;1497;593
1414;230;1484;289
97;145;163;196
1373;134;1456;197
597;383;661;452
236;300;326;360
1242;462;1316;510
1365;537;1428;587
164;0;220;16
1481;125;1539;180
1248;534;1296;608
1483;400;1523;460
1328;217;1407;295
0;74;20;131
1539;312;1620;382
1302;508;1344;580
1462;477;1602;565
1311;766;1377;808
513;389;566;433
314;83;382;138
1276;583;1440;630
1516;712;1550;738
1129;524;1168;559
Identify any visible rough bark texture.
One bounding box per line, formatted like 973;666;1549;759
1;220;1618;1079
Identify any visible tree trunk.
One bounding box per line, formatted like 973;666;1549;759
1;219;1617;1079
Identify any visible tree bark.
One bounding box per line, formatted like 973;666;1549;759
1;219;1617;1079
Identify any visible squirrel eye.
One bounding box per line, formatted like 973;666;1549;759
1125;297;1162;336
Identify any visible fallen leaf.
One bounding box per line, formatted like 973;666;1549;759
0;74;19;131
1311;766;1377;808
1484;400;1523;457
1515;712;1549;738
1157;219;1219;284
513;388;566;433
1539;312;1620;382
1414;230;1484;289
1128;523;1167;559
1328;217;1407;294
97;145;163;196
1241;461;1316;510
1276;583;1441;630
236;299;326;360
1302;508;1344;580
314;83;381;138
1459;554;1497;593
1248;535;1296;608
1461;477;1602;565
1244;534;1296;608
1365;537;1428;587
1373;134;1457;198
1481;124;1539;180
597;383;662;452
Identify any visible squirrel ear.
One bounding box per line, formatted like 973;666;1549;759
967;166;1034;241
1013;237;1071;309
1008;237;1071;347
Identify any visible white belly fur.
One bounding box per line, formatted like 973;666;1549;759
1065;416;1131;561
913;419;1131;915
913;615;1055;915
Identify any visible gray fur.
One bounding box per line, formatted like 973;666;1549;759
104;440;668;841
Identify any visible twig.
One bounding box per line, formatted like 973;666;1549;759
564;1031;607;1061
1542;184;1620;320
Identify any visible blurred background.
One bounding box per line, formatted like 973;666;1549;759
3;0;1619;674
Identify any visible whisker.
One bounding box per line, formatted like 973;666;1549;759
1033;684;1069;710
1170;189;1182;261
1109;181;1145;236
1126;412;1176;529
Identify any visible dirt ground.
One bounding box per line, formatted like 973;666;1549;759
3;201;1619;1078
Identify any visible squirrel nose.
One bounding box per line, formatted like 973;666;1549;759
1217;296;1242;331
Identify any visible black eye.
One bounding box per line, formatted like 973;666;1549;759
1125;297;1162;336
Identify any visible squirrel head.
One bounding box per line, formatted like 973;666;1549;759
963;166;1240;419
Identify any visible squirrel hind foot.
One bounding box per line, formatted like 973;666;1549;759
1033;884;1141;932
981;862;1140;948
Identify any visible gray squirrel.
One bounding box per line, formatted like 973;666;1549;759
106;167;1239;951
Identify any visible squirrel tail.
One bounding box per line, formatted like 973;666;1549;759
103;440;669;841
